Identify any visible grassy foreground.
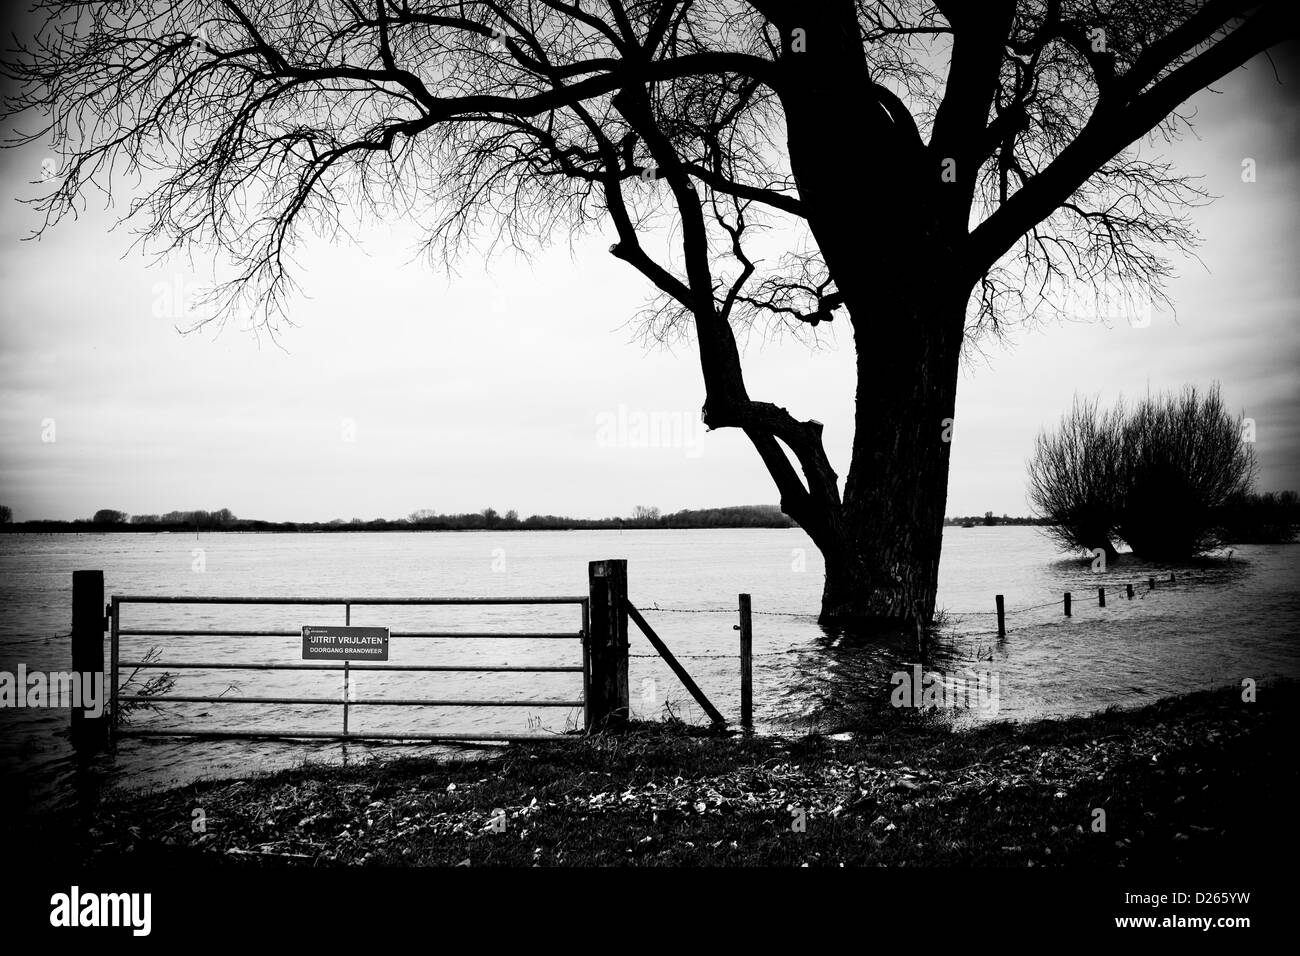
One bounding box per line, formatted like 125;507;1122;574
77;681;1295;867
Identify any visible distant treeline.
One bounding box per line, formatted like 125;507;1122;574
946;494;1299;542
944;512;1051;527
6;498;1290;540
945;493;1298;544
1213;490;1300;544
1;503;797;532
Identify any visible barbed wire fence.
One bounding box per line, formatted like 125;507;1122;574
625;565;1236;729
628;564;1230;658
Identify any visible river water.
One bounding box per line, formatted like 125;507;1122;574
1;527;1295;814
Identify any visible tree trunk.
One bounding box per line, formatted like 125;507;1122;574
758;5;969;629
815;285;967;630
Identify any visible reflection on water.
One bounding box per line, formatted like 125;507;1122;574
1;529;1296;818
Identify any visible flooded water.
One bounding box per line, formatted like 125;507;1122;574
1;527;1296;813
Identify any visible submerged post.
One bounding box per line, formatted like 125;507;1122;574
995;595;1006;637
70;570;107;751
1148;576;1156;590
586;560;629;731
738;594;753;732
1063;592;1072;617
1098;587;1106;608
1126;583;1134;600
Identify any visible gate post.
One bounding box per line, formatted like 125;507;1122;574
586;560;629;731
71;569;107;751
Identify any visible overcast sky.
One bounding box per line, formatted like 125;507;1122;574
1;39;1296;524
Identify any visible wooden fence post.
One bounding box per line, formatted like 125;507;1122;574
995;595;1005;637
738;594;753;732
1063;592;1071;617
71;570;107;751
586;560;629;731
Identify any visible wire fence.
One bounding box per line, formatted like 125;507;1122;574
941;566;1232;639
630;650;792;659
629;566;1225;656
640;603;815;619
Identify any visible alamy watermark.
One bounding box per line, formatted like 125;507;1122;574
50;887;151;936
595;404;705;459
0;666;105;717
890;665;1000;714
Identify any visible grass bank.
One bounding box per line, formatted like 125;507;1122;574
72;681;1295;866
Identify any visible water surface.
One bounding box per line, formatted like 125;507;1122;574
1;527;1294;813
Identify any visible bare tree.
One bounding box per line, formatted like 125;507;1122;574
1115;384;1256;558
4;1;1293;627
1027;395;1125;559
1029;385;1257;559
